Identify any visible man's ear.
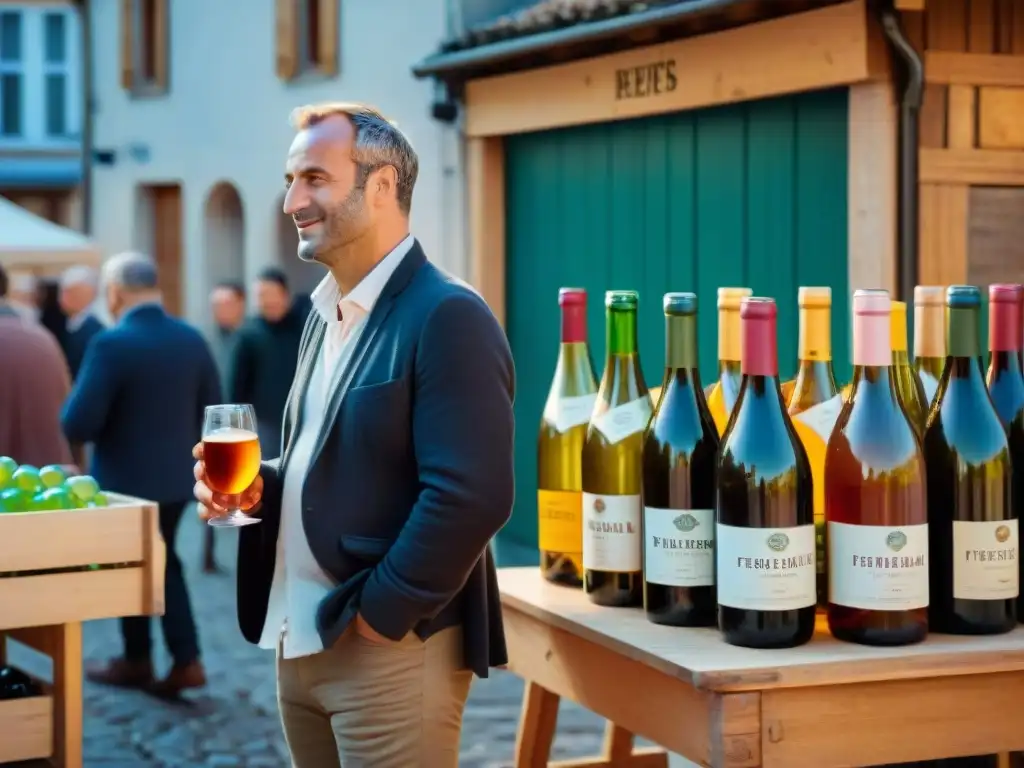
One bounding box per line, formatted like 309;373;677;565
369;165;398;207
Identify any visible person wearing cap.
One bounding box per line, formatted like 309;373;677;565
58;265;106;380
61;251;222;699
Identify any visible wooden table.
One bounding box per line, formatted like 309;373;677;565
499;566;1024;768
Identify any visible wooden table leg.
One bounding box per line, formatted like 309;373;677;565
52;622;82;768
515;681;560;768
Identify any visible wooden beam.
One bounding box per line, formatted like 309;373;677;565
925;52;1024;86
848;80;898;294
919;183;969;286
464;0;883;138
978;87;1024;149
465;137;506;328
894;0;925;9
920;148;1024;184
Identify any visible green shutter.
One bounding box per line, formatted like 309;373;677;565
500;87;850;563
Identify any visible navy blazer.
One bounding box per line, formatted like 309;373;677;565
61;304;222;504
237;241;515;678
63;314;105;380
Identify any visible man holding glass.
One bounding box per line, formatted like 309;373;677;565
193;103;515;766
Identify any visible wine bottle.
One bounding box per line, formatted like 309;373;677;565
716;297;816;648
538;288;599;587
705;287;751;436
642;292;719;626
787;286;842;609
914;285;946;407
925;285;1018;635
826;289;928;646
582;290;652;607
892;299;930;434
985;284;1024;622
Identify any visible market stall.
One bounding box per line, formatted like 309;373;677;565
0;492;164;767
0;195;100;276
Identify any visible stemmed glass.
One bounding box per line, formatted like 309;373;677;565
202;404;262;528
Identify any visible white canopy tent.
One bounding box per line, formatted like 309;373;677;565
0;196;100;273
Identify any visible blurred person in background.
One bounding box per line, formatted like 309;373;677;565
0;264;74;468
228;267;305;458
194;102;513;767
59;265;105;380
200;280;247;574
62;252;222;698
37;277;68;350
6;272;39;322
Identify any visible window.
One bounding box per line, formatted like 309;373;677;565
43;13;68;136
276;0;338;81
121;0;168;94
0;11;21;137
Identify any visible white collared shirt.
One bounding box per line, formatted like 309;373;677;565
258;234;414;658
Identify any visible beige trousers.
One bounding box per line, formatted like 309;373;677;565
276;626;473;768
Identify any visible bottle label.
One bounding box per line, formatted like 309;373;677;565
716;523;816;611
643;507;714;587
582;492;641;572
953;519;1020;600
790;394;844;592
537;490;582;554
590;397;651;445
828;521;929;611
543;393;598;434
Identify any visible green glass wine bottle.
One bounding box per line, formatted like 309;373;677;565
716;297;816;648
642;292;719;626
925;285;1017;635
892;300;929;434
787;286;842;609
913;285;946;408
985;283;1024;623
582;290;652;607
538;288;599;587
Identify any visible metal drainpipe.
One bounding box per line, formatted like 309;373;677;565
879;5;925;306
77;0;93;235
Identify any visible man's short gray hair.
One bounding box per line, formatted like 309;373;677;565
289;102;419;215
102;251;159;291
60;265;99;291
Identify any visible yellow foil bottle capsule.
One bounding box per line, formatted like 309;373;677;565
707;287;752;436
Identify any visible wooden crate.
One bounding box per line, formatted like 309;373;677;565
0;492;165;631
0;690;53;761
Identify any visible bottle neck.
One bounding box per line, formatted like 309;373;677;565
666;313;698;370
989;298;1022;354
893;349;912;368
718;308;741;363
798;305;831;361
914;304;945;359
607;307;638;356
560;303;587;344
741;315;778;378
947;306;981;359
991;350;1023;375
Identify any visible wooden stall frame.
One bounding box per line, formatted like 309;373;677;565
0;493;165;767
463;0;897;330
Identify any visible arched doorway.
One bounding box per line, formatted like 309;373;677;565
203;182;246;310
276;194;324;298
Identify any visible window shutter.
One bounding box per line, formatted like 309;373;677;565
275;0;299;81
120;0;135;90
153;0;169;91
317;0;339;76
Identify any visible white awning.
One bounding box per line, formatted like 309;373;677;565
0;196;100;272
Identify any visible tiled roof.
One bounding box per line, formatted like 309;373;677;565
441;0;694;53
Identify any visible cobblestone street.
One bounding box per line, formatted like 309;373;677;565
46;512;611;767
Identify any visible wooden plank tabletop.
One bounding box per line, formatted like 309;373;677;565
498;566;1024;693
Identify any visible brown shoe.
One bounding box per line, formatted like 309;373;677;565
147;660;207;699
85;658;154;689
